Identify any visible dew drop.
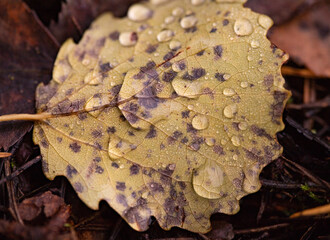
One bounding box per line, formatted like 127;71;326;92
223;104;237;118
223;88;235;96
157;29;174;42
192;114;209;130
231;136;240;146
172;7;184;17
234;18;253;36
172;79;202;98
119;31;138;46
221;139;227;145
223;74;231;80
191;0;205;6
205;137;216;146
128;4;153;22
233;154;238;160
180;15;198;29
82;59;90;66
240;81;248;88
164;15;175;24
247;55;253;61
108;135;137;160
171;61;185;72
169;40;181;50
192;159;225;199
187;104;194;110
151;0;167;5
250;39;260;48
258;15;273;29
238;122;248;130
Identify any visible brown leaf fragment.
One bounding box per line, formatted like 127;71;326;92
269;2;330;77
49;0;139;43
0;0;59;150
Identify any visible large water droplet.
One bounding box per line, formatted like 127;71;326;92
192;159;225;199
157;30;174;42
119;32;138;46
172;7;184;17
180;15;198;29
108;135;137;160
164;15;175;24
128;4;153;22
223;104;237;118
234;18;253;36
192;114;209;130
169;40;181;50
223;88;235;96
172;79;202;98
238;122;248;130
258;15;273;29
240;81;248;88
231;136;240;146
205;137;216;146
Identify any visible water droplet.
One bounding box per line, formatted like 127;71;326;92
221;139;227;145
119;164;125;169
172;7;184;17
157;29;174;42
128;4;152;22
238;122;248;130
191;0;205;5
108;135;137;160
119;31;138;46
169;40;181;50
151;0;167;5
171;61;185;72
223;88;235;96
258;15;273;29
180;15;198;29
192;159;225;199
231;136;240;146
187;105;194;110
205;137;216;146
172;79;202;98
192;115;209;130
82;59;90;66
240;81;248;88
223;74;231;80
247;55;253;61
250;39;260;48
233;154;238;160
234;18;253;36
164;15;175;24
223;104;237;118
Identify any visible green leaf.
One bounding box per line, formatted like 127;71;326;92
33;0;290;233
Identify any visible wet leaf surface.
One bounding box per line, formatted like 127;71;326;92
0;0;59;150
33;0;289;233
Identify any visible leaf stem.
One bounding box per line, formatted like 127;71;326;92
0;113;52;122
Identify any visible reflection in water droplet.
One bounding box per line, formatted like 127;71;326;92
223;104;237;118
258;15;273;29
108;135;137;160
180;15;198;29
250;39;260;48
192;115;209;130
240;81;248;88
205;137;216;146
231;136;240;146
193;159;225;199
128;4;152;22
157;29;174;42
234;18;253;36
223;88;235;96
172;79;202;98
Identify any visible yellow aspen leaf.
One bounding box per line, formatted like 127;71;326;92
31;0;290;233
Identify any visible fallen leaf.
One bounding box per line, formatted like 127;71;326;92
0;0;59;150
49;0;139;43
269;2;330;77
33;0;289;233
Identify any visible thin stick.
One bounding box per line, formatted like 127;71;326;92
0;113;51;122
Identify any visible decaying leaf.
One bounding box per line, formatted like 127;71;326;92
33;0;290;233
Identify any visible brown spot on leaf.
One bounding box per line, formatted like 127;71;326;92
73;182;84;193
213;45;223;58
69;142;81;153
130;164;140;175
116;182;126;191
66;165;78;178
213;145;225;155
